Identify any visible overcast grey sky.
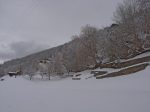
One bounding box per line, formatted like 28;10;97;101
0;0;123;63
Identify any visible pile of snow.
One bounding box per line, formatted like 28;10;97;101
0;66;150;112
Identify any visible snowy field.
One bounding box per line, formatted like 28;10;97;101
0;66;150;112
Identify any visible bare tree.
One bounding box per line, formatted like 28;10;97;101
47;59;55;80
79;25;99;66
38;60;49;79
28;61;38;80
62;45;72;74
113;0;146;57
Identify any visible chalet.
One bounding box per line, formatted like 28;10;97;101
8;71;22;78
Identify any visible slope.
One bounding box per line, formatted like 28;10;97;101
0;66;150;112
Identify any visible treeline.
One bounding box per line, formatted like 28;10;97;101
52;0;150;72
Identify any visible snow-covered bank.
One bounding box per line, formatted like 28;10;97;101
120;51;150;62
0;67;150;112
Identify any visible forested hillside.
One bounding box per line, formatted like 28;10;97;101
0;0;149;77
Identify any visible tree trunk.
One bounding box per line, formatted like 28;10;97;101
49;75;50;80
30;75;32;80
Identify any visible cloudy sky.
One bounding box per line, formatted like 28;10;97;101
0;0;123;63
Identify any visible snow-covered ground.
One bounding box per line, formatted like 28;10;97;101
0;66;150;112
121;51;150;62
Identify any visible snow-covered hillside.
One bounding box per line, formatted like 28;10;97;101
0;66;150;112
